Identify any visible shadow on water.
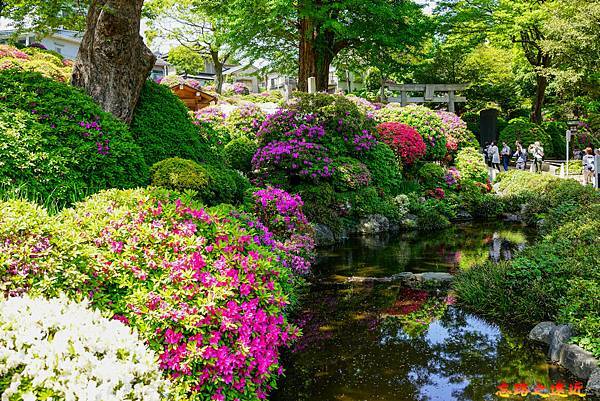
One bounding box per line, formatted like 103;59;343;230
272;222;579;401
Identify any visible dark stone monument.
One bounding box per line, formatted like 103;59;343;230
480;109;498;145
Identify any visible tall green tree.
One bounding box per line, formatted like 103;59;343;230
437;0;555;123
200;0;430;92
0;0;89;34
144;0;236;93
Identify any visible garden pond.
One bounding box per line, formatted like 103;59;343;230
272;222;579;401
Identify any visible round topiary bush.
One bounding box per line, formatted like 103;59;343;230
0;295;171;401
376;122;427;166
362;143;404;196
417;163;446;188
0;70;148;207
499;118;553;156
375;104;447;160
332;157;372;191
150;157;249;205
542;121;568;159
224;136;258;172
130;80;218;166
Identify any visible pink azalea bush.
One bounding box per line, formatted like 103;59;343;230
376;122;427;166
0;187;310;400
436;111;479;153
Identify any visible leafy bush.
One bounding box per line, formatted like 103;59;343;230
376;122;426;166
542;121;567;159
436;111;479;152
150;157;249;205
0;188;306;400
291;93;378;154
224;103;265;140
408;195;455;230
0;44;71;82
332;157;372;191
498;118;552;156
250;187;315;274
455;147;488;184
417;163;446;189
0;70;148;207
224;137;258;173
0;295;170;400
375;104;447;160
130;80;218;166
361;143;404;196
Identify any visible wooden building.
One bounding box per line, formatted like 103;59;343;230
170;83;217;111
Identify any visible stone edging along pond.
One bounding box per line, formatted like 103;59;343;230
529;322;600;396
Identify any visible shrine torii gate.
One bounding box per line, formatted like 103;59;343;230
385;83;468;112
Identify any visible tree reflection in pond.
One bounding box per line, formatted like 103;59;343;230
272;223;574;401
316;221;533;279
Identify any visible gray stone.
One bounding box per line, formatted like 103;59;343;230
548;324;573;362
528;322;557;344
356;214;390;234
420;272;454;283
558;344;598;379
313;224;335;247
455;209;473;220
503;213;522;222
401;214;418;229
587;369;600;396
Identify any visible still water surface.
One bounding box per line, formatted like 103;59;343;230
272;223;576;401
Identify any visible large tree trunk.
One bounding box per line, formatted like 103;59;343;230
71;0;155;124
297;16;334;93
532;73;547;124
211;51;224;94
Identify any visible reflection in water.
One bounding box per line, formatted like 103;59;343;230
272;223;575;401
316;222;533;279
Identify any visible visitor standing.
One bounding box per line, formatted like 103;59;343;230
501;142;511;172
490;141;500;171
513;143;527;170
528;141;544;173
582;147;595;186
483;142;491;167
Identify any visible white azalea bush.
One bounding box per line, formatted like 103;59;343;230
0;295;170;401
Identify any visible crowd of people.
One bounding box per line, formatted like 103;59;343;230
482;141;598;186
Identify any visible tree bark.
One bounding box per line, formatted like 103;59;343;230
532;73;547;124
211;51;224;94
71;0;155;124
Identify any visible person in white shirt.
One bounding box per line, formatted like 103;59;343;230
582;147;595;185
490;141;500;171
513;142;527;170
528;141;544;173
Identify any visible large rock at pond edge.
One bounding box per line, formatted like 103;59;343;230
313;224;335;247
558;344;599;379
455;209;473;220
528;322;557;344
549;324;573;362
420;272;454;284
356;214;390;234
503;213;522;223
587;369;600;396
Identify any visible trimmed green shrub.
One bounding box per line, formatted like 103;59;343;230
542;121;567;159
498;118;552;156
130;80;218;166
332;157;372;192
0;70;148;207
455;147;488;184
417;163;445;189
223;137;258;173
150;157;249;205
361;143;404;196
